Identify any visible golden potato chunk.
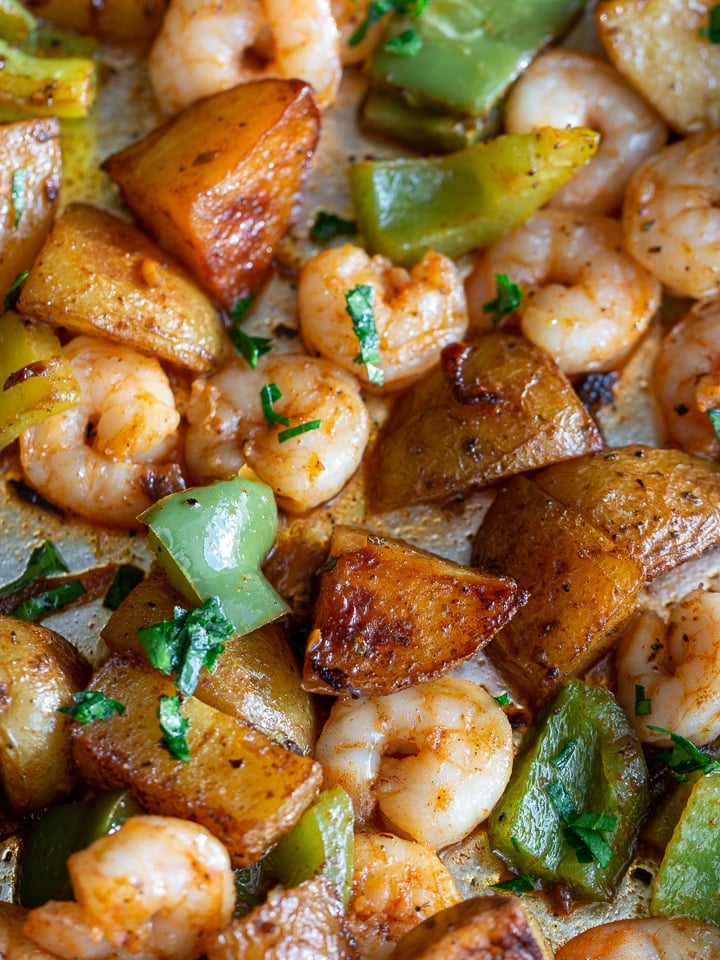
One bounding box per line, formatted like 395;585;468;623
103;79;320;309
24;0;168;43
303;525;523;696
71;653;322;866
17;203;227;374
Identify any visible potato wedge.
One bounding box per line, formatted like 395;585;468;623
16;203;227;374
371;333;602;510
0;616;89;812
0;117;61;306
596;0;720;134
103;79;320;309
24;0;168;43
71;653;322;866
303;525;523;696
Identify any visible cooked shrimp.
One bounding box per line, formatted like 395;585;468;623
345;832;462;960
185;352;370;513
555;916;720;960
22;816;235;960
655;297;720;459
504;49;668;215
465;209;662;375
315;676;513;850
0;904;57;960
298;244;468;394
149;0;341;114
18;335;184;528
331;0;384;64
623;130;720;300
616;588;720;747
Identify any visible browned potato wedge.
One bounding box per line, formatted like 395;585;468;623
390;894;553;960
371;333;602;510
103;79;320;309
0;117;61;305
596;0;720;134
16;203;227;374
25;0;168;43
303;525;523;696
102;565;316;754
0;616;89;812
71;653;322;866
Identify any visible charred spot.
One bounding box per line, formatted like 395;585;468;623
3;360;52;391
7;478;62;515
441;342;502;405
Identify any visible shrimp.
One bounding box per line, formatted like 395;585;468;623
22;816;235;960
185;352;370;513
504;48;668;215
297;244;469;394
555;917;720;960
345;832;462;960
149;0;341;114
465;209;662;375
0;904;57;960
654;297;720;460
623;130;720;300
615;588;720;747
331;0;384;65
315;676;513;850
18;335;184;528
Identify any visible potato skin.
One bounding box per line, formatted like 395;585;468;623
25;0;168;43
103;79;320;309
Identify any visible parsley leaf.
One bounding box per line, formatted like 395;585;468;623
345;283;384;386
229;296;253;323
3;269;28;312
699;3;720;42
310;211;356;243
103;564;144;610
260;382;291;428
348;0;427;47
0;540;69;598
59;690;126;724
494;692;510;706
230;326;273;369
635;683;652;717
708;408;720;440
158;694;190;761
649;725;720;780
490;874;536;893
483;273;522;327
11;580;86;621
545;779;617;867
278;420;322;443
552;739;577;770
383;28;422;56
11;167;27;228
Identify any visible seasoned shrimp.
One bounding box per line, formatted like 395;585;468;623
315;676;513;850
22;816;235;960
345;832;461;960
465;209;662;375
655;297;720;460
18;336;184;528
616;588;720;747
298;244;468;393
185;352;370;513
149;0;341;114
555;916;720;960
623;130;720;300
331;0;384;64
504;49;668;215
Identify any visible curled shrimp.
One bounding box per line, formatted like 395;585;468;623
555;917;720;960
22;815;235;960
185;352;370;513
465;209;662;375
623;130;720;300
331;0;384;64
297;244;469;394
345;832;461;960
655;297;720;460
504;48;668;215
149;0;341;114
615;588;720;747
315;676;513;850
18;335;184;528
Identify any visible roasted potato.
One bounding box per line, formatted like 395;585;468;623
16;203;227;374
302;525;523;696
103;79;321;309
71;653;322;867
371;333;602;510
0;616;89;812
0;117;61;305
24;0;168;43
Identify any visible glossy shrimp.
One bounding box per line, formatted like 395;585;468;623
185;352;370;513
22;816;235;960
465;209;662;375
623;129;720;300
315;676;513;850
504;48;668;215
555;916;720;960
615;588;720;747
297;244;469;393
18;335;184;528
149;0;341;114
331;0;384;64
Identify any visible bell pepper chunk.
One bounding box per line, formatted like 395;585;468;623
0;0;36;42
0;39;96;118
348;126;599;265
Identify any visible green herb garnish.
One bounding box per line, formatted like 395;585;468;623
11;580;86;621
11;167;26;228
383;27;422;55
546;779;617;868
494;692;510;706
103;564;144;610
490;874;536;893
348;0;427;47
3;269;28;312
649;725;720;781
158;694;190;761
0;540;69;598
260;382;291;428
229;296;253;323
310;211;356;243
345;283;383;386
278;420;323;443
230;326;273;369
483;273;522;327
699;4;720;42
552;739;577;770
58;690;126;724
708;408;720;440
635;684;652;717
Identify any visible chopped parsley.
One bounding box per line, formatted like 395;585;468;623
229;296;253;323
3;269;28;312
158;694;190;761
383;28;422;56
552;739;577;770
260;381;291;428
278;420;322;443
635;684;652;717
103;564;144;610
490;874;536;894
649;725;720;781
230;326;273;369
348;0;428;47
58;690;126;724
310;211;356;243
699;4;720;42
11;167;27;228
546;779;617;868
11;580;86;621
494;691;510;706
708;408;720;440
483;273;522;327
0;540;69;598
345;283;383;386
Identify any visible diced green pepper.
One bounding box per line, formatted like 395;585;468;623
643;772;702;851
651;773;720;924
0;38;96;118
18;790;142;907
0;0;36;42
348;126;599;265
139;472;291;638
488;679;648;902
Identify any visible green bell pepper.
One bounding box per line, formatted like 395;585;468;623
0;0;36;42
0;38;96;118
488;679;648;902
348;126;599;265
